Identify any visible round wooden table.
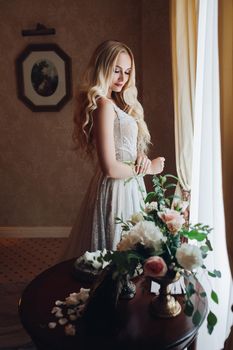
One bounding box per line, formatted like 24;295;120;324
18;259;207;350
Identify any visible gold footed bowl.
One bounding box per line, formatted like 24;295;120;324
149;272;182;318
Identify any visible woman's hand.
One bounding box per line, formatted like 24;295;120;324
147;157;165;175
135;154;151;175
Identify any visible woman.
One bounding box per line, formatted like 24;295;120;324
62;40;165;260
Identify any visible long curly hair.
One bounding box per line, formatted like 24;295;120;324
73;40;151;157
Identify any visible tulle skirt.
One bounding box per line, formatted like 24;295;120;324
61;167;146;261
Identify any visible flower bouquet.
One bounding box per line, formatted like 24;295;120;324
99;174;221;334
49;174;221;336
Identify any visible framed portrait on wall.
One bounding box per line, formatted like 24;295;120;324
16;43;72;112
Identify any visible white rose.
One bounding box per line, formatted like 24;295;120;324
176;243;203;271
145;201;158;213
130;212;144;224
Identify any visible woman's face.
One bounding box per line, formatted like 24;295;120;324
108;51;132;95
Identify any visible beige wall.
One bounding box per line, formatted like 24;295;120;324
0;0;175;228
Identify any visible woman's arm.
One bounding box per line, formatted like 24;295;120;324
93;98;165;178
93;98;135;179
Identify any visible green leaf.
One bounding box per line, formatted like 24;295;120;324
184;299;194;316
164;183;177;189
165;174;179;181
208;271;216;278
186;282;196;298
207;311;218;325
160;175;167;186
211;290;219;304
145;192;156;204
115;216;123;223
208;270;221;279
205;237;213;251
200;245;209;253
213;269;221;278
207;311;217;334
186;230;207;241
201;252;208;259
207;325;214;335
192;309;202;326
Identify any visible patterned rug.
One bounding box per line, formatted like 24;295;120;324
0;237;67;349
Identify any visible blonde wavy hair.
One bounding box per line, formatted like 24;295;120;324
73;40;151;157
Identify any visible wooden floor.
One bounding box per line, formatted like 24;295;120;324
0;237;67;349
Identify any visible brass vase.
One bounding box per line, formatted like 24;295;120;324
149;272;181;318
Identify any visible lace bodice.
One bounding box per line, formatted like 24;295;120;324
113;104;138;163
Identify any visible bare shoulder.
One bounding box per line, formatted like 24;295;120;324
94;97;115;118
96;97;114;109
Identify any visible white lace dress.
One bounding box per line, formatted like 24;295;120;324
61;103;146;260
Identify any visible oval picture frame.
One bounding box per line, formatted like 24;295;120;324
16;43;72;112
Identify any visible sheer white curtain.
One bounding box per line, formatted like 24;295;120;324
219;1;233;346
189;0;232;349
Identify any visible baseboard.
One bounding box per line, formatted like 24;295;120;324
0;226;71;238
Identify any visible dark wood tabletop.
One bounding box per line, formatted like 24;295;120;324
19;259;207;350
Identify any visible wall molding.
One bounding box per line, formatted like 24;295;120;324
0;226;71;238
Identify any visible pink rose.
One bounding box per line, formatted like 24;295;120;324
158;209;185;234
143;256;168;277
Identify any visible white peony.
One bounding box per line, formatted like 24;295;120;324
176;243;203;271
117;221;165;253
117;229;143;251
